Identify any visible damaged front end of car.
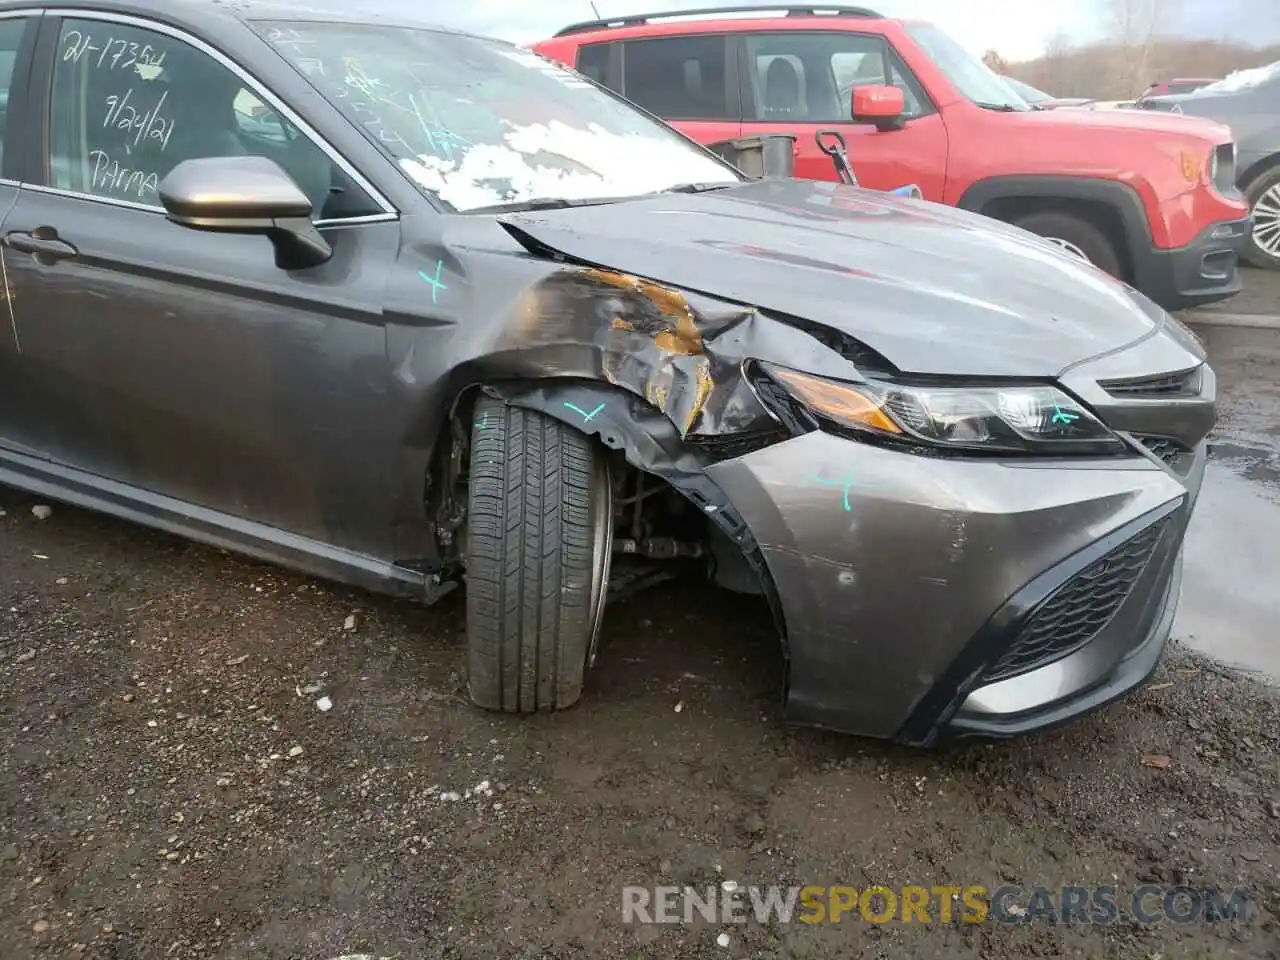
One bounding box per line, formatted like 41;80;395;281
409;187;1211;747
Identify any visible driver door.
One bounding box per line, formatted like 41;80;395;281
1;12;403;555
735;31;949;200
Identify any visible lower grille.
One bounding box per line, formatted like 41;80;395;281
981;518;1170;683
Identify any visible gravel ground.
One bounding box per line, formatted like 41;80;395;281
2;484;1279;960
4;269;1280;960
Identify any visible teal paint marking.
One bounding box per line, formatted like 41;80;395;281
564;401;605;423
475;412;489;430
810;473;856;512
419;261;447;303
1050;405;1079;426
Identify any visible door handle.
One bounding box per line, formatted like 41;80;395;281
4;230;78;260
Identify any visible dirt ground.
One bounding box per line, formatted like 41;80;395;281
2;478;1279;960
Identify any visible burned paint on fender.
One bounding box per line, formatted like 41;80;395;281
495;265;781;439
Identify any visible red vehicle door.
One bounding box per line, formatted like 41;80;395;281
734;31;948;200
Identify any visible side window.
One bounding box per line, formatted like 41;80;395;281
48;19;382;219
0;18;29;169
576;42;610;86
745;33;930;123
621;35;730;120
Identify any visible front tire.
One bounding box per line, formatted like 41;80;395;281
1242;166;1280;270
464;395;612;713
1011;209;1123;278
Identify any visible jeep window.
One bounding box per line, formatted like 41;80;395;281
255;22;739;212
1002;76;1051;104
576;42;609;85
743;33;929;122
619;35;731;120
904;22;1030;111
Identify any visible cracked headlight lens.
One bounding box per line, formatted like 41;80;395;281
761;363;1126;455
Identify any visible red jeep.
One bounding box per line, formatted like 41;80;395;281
533;5;1250;311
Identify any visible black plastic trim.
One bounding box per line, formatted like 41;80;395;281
895;496;1185;746
555;5;882;37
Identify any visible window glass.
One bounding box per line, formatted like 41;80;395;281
254;22;738;212
576;42;610;86
744;33;928;122
904;22;1028;111
48;19;382;218
0;18;29;168
621;35;729;119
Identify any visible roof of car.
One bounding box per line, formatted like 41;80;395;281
0;0;487;37
553;4;889;38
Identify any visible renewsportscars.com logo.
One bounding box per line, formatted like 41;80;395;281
621;884;1253;926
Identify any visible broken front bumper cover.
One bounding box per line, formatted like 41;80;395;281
705;430;1200;745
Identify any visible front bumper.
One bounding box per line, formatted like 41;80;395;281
1135;216;1249;311
703;337;1213;745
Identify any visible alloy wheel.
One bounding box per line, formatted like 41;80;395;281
1251;183;1280;262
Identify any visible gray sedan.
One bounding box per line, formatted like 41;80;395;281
0;0;1214;745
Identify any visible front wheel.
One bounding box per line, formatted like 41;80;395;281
1011;209;1123;278
1242;166;1280;270
464;395;613;713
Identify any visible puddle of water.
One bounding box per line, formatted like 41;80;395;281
1176;460;1280;682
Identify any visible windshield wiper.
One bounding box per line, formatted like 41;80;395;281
470;195;630;214
975;101;1021;112
663;181;736;194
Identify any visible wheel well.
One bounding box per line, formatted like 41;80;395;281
1238;152;1280;195
981;195;1134;282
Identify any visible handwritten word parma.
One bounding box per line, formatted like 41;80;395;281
89;149;159;200
62;30;167;72
103;89;174;151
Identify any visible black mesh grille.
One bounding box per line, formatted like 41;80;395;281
1100;366;1200;399
981;518;1169;683
1135;434;1193;474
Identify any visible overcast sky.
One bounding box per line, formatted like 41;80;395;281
414;1;1279;63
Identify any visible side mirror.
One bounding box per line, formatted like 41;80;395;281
851;84;906;132
158;155;332;270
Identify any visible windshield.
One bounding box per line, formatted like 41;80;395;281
905;23;1030;110
1195;61;1279;95
1002;76;1051;103
253;21;740;211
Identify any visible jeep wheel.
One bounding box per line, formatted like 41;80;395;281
1011;210;1123;278
464;394;613;713
1243;167;1280;270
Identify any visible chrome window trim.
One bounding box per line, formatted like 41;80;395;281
37;8;399;221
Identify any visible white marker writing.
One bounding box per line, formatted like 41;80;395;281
89;149;159;199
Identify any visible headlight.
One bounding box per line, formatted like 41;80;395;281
759;363;1126;455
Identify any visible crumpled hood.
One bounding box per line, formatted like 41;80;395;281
498;179;1163;377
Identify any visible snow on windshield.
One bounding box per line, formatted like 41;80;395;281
1198;61;1280;94
256;23;739;212
399;118;734;210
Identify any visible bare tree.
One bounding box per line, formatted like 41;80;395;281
1040;32;1073;93
1110;0;1182;96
